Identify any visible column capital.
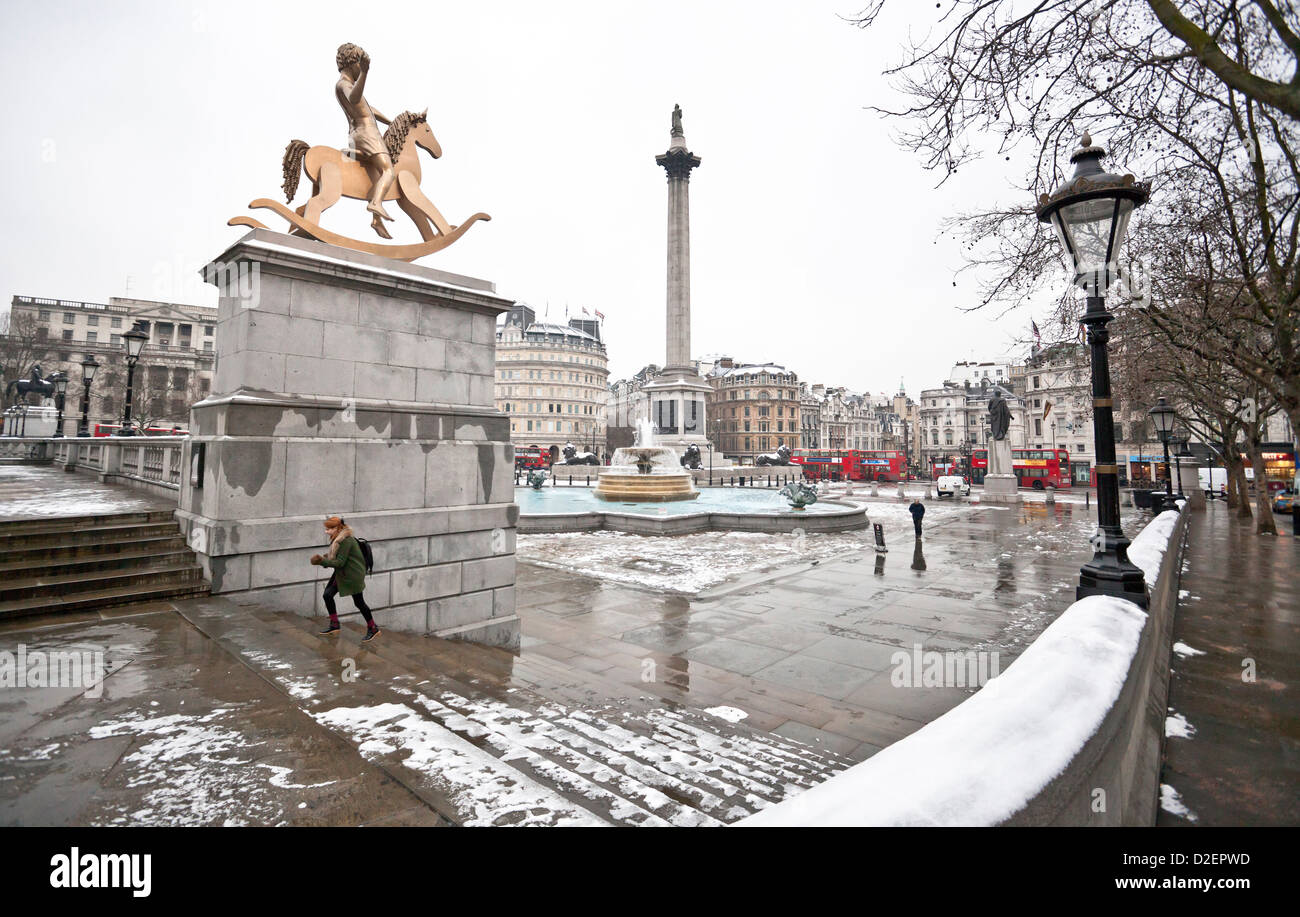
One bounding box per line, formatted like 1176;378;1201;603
656;148;702;180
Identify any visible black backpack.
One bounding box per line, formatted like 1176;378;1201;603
355;537;375;573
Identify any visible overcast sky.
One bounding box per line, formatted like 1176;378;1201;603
0;0;1062;397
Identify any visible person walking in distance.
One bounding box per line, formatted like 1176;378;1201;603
313;515;379;641
909;498;925;539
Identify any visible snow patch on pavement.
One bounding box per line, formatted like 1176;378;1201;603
1165;711;1196;739
1172;642;1206;659
1160;783;1198;822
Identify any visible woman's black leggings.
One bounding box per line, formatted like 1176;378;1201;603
323;576;374;625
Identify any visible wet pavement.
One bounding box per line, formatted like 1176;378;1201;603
1157;502;1299;826
0;604;445;826
512;496;1143;760
0;463;174;521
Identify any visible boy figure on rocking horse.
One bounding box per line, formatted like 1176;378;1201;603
335;42;396;239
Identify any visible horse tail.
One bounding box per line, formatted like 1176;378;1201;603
282;140;310;202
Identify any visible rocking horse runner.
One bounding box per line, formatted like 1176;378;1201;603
228;43;490;262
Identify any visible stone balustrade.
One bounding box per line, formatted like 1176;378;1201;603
0;436;185;496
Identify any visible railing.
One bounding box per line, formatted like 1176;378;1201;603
0;435;185;494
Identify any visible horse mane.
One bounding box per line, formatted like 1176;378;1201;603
383;110;427;161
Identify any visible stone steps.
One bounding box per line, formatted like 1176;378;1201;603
177;597;850;826
0;511;208;620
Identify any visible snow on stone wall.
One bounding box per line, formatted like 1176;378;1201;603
738;510;1182;827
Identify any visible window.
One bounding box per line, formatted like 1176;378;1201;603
1033;376;1040;388
111;317;122;328
87;316;98;327
204;325;214;336
86;331;97;343
1034;419;1042;436
63;313;75;324
38;309;51;320
62;329;73;341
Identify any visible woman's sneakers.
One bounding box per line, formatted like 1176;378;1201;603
318;622;341;636
362;625;381;643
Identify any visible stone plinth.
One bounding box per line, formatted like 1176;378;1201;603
1177;460;1205;511
980;474;1022;504
176;229;519;647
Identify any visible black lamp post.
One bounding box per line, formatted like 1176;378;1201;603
52;373;69;438
1149;397;1176;501
77;357;99;437
1173;435;1192;500
1037;132;1150;608
120;322;149;436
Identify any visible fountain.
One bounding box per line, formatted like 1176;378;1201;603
594;418;699;502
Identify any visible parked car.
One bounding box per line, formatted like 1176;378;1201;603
936;475;970;498
1273;490;1295;514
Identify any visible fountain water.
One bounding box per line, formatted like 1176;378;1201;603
594;417;699;501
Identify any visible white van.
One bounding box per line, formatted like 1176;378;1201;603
936;475;970;498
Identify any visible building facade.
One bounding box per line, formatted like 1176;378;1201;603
918;381;1028;476
5;294;217;434
494;304;609;461
704;358;800;463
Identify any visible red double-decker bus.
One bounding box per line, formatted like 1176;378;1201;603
970;447;1073;489
514;446;548;469
792;449;908;482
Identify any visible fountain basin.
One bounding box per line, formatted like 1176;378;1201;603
516;486;868;535
595;445;698;502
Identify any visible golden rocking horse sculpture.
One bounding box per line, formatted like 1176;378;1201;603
229;109;490;261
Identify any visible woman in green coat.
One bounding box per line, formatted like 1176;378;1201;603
312;515;379;641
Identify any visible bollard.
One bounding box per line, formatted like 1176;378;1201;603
1086;491;1090;509
552;472;556;486
586;475;590;487
1045;487;1055;505
741;475;746;487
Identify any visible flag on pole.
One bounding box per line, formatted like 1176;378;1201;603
1031;319;1041;344
582;307;591;317
595;310;605;320
1043;400;1053;421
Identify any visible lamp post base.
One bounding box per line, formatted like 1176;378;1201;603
1078;550;1149;609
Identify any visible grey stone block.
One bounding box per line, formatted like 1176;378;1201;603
387;331;446;370
428;589;495;629
369;534;428;572
416;368;470;405
425;442;479;507
239;309;325;359
442;617;520;649
355;362;416;401
446;340;494;377
377;600;428;633
285;441;356;516
468;374;495;407
461;555;515;593
250;546;325;589
492;585;515;618
359;290;419;333
248;582;318;617
361;571;390;609
354;443;427;512
285;354;356;398
324;321;387;364
291;278;360;323
428;530;493;565
210;553;252;593
390;562;462;606
418;304;472;342
470;314;496;345
214;440;287;519
216;350;287;395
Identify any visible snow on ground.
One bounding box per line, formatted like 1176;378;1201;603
1128;509;1181;585
87;707;294;826
311;702;608;827
1165;710;1196;739
1160;783;1198;822
704;706;749;723
738;595;1147;826
1172;642;1206;659
517;500;980;594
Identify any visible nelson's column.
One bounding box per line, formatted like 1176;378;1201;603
643;104;711;454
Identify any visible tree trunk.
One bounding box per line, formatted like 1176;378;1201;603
1226;452;1253;519
1245;441;1278;535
